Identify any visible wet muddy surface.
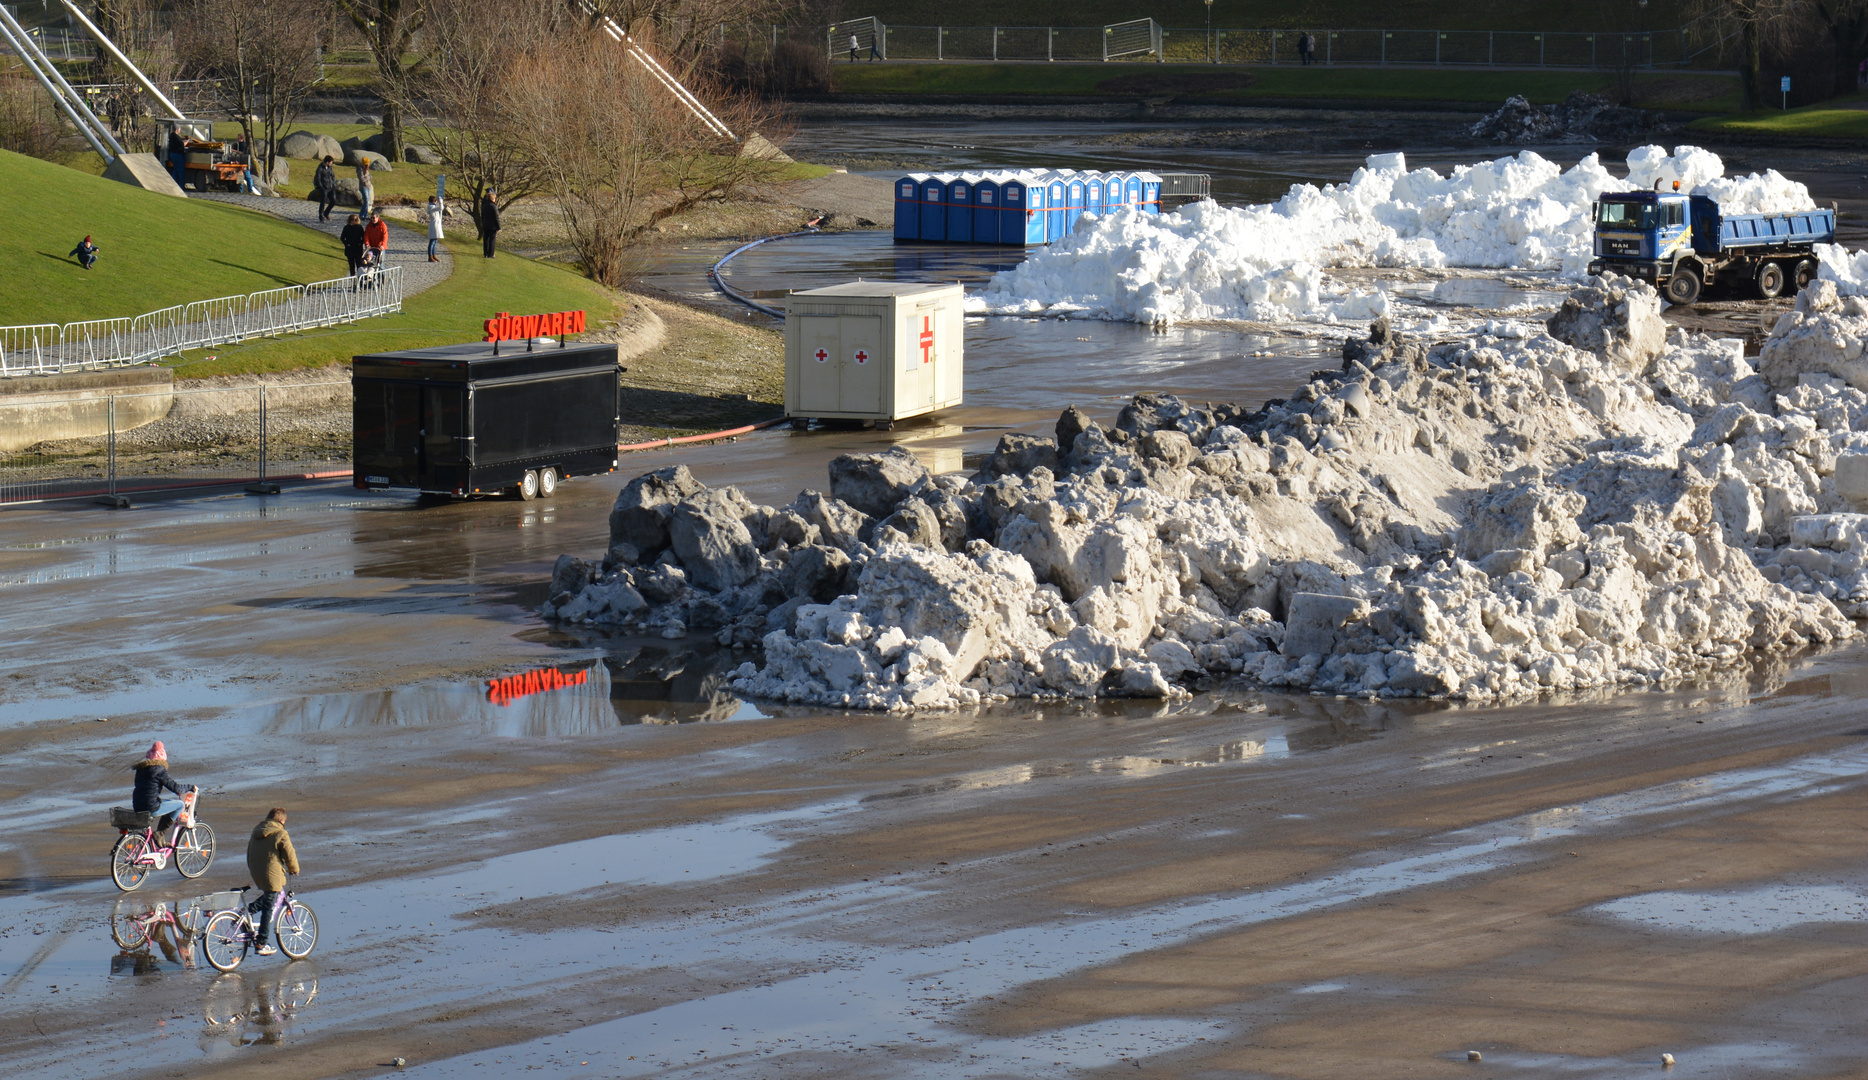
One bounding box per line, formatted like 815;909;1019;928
6;118;1868;1078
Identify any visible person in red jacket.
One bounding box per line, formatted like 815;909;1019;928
363;211;389;273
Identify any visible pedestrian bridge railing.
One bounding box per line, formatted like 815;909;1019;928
0;267;403;377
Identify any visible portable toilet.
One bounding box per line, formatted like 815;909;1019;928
784;281;966;430
1120;174;1142;214
1044;174;1068;242
944;173;977;243
1083;174;1105;225
1063;176;1087;236
972;174;1003;244
1137;171;1162;214
920;175;948;241
1002;174;1046;245
893;174;926;241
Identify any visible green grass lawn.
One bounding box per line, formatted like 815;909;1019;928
828;63;1741;110
163;226;620;378
1687;93;1868;138
0;148;348;325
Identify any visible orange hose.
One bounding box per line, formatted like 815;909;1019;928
619;415;787;453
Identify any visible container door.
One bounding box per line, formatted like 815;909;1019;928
798;315;841;413
1047;181;1066;241
903;308;932;410
921;180;946;240
933;300;963;407
839;315;882;415
946;180;971;243
1000;182;1023;245
420;385;468;490
353;380;422;485
973;183;998;243
1125;176;1141;211
894;176;920;240
1024;186;1048;244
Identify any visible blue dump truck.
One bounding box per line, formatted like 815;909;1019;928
1588;185;1836;305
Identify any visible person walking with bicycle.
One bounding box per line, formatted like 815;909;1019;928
245;808;299;958
130;742;190;846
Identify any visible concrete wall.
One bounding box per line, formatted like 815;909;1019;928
0;367;173;453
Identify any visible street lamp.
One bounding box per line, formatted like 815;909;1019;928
1206;0;1215;64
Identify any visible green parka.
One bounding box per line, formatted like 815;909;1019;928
246;818;299;892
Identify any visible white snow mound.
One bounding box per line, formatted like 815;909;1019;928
969;145;1818;326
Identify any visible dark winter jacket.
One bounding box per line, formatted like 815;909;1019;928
480;195;500;233
339;222;366;256
313;162;335;193
131;762;182;812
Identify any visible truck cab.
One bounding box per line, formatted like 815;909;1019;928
1590;191;1691;284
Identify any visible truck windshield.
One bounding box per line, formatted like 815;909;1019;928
1597;201;1656;230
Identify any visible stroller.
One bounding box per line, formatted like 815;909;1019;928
354;246;383;291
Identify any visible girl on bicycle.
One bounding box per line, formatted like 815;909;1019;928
131;742;190;846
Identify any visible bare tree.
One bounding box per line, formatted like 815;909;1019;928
500;34;787;286
176;0;327;182
385;0;567;239
0;74;68;160
1809;0;1868;97
334;0;423;161
1683;0;1807;107
86;0;180;152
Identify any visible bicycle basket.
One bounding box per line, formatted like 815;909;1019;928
109;807;153;831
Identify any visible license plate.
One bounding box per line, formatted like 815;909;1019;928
364;475;390;485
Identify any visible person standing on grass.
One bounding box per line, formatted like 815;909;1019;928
340;213;366;277
69;234;99;270
245;808;299;958
479;188;500;259
849;34;858;62
355;156;374;221
363;211;389;273
425;194;444;262
313;155;337;223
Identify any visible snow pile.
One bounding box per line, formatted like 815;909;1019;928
545;277;1863;708
1816;243;1868;297
968;145;1818;326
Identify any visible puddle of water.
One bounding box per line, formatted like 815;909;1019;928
1589;884;1868;935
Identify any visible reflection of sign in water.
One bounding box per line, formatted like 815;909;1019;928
487;665;593;707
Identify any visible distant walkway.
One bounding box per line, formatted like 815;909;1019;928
197;191;454;298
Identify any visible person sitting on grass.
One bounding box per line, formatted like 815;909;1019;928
69;235;99;270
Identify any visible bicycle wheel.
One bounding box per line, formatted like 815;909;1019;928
110;833;151;892
277;974;320;1011
110;909;151;950
201;911;248;972
175;823;215;879
276;901;318;959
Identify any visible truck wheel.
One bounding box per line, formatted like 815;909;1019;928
538;467;558;497
1665;266;1701;306
1792;259;1818;292
516;470;539;501
1756;261;1786;299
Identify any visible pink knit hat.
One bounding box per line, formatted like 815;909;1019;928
145;741;166;762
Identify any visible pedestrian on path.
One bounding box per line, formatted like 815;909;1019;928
870;35;880;60
340;213;366;277
313;156;337;222
355;156;374;221
425;194;445;262
479;188;500;259
69;234;99;270
244;807;299;958
363;211;389;272
849;34;858;62
1299;32;1314;66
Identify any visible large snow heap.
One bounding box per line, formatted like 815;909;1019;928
968;145;1817;325
546;279;1868;709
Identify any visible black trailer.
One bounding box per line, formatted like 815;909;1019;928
352;341;620;499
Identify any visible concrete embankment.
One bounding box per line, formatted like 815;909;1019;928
0;367;172;453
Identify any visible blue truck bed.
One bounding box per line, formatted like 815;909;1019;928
1689;197;1835;255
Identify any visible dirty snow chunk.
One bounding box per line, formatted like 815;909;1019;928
1758;281;1868;393
1816;243;1868;297
609;465;706;559
1543;275;1666;374
970;145;1815;326
828;445;930;518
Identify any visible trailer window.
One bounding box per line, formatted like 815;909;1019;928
1597;201;1656;230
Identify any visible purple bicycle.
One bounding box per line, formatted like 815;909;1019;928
201;886;319;972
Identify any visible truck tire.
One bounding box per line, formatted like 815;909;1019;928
1792;258;1818;293
1756;261;1785;299
515;470;539;501
1665;266;1702;306
538;467;558;497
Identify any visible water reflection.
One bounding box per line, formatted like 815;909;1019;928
107;897;210;975
199;966;320;1052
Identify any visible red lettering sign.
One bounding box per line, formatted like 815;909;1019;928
486;665;592;706
483;310;587;343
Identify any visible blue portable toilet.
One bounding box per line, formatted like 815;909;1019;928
1100;172;1129;214
1137;172;1162;214
920;175;948;241
1084;174;1105;225
894;174;927;241
1064;177;1087;235
1044;174;1068;242
945;173;977;242
972;173;1003;244
1121;174;1142;214
1002;173;1046;245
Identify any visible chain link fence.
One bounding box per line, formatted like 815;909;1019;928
0;267;403;377
0;381;352;506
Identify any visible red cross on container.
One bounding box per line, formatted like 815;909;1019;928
919;317;935;364
853;349;869;364
813;348;828;363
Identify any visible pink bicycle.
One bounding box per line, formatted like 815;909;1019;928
201;886;319;972
108;788;216;891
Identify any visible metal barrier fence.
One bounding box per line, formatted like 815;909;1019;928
0;381;352;506
0;267;402;377
737;22;1711;69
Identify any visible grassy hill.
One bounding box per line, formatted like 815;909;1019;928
0;149;349;326
845;0;1689;31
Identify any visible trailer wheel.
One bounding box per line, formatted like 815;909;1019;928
538;467;558;497
1792;258;1818;292
1755;261;1786;299
1665;266;1702;306
516;470;539;500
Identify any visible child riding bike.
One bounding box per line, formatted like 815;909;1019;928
131;742;190;846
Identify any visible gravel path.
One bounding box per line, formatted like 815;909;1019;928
197;191;454;296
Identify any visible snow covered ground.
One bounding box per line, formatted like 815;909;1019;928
967;145;1823;329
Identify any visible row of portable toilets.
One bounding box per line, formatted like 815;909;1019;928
893;170;1165;246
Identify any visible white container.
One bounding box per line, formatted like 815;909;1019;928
784;281;964;428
